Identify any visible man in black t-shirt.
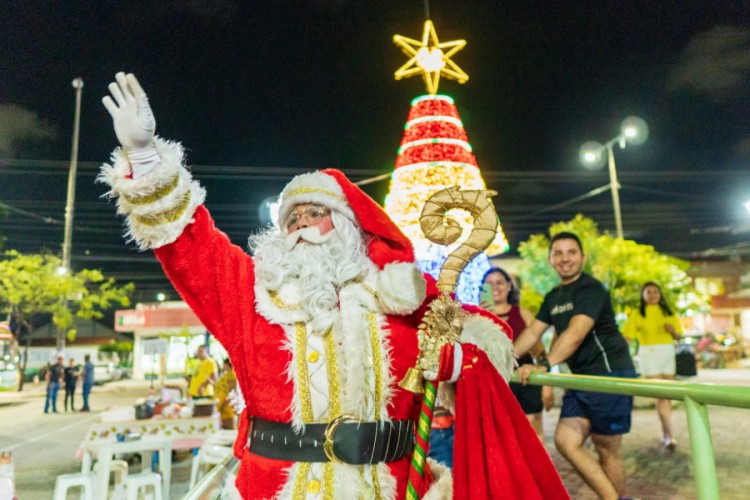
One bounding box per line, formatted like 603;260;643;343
515;232;636;500
44;356;64;414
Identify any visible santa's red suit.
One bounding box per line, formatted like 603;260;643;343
100;138;568;499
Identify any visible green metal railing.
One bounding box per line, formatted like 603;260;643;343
182;455;239;500
512;372;750;500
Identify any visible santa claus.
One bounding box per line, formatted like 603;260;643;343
99;73;567;499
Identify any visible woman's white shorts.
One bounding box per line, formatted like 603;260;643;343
638;343;676;377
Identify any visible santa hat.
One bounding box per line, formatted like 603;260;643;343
278;169;415;269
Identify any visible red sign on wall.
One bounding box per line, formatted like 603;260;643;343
115;307;203;331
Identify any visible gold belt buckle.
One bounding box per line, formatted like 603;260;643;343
323;414;358;463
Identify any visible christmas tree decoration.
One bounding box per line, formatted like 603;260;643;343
384;91;509;304
393;20;468;95
386;21;509;304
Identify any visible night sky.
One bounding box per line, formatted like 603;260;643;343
2;1;750;302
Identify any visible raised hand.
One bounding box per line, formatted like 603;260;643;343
102;72;155;150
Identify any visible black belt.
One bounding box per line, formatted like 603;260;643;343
249;416;414;464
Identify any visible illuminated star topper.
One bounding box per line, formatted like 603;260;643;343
393;20;468;94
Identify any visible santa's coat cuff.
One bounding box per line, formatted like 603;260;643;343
460;314;515;381
98;137;205;249
376;262;427;315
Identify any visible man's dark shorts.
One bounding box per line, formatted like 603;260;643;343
510;381;543;414
560;369;637;435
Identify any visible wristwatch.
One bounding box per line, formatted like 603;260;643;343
535;355;551;371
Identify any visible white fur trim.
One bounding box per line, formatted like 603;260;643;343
98;137;205;249
376;263;427;315
437;382;457;415
423;458;453;500
461;315;515;381
377;315;397;420
280;323;305;433
275;461;397;499
278;171;356;228
254;281;311;325
448;342;463;384
338;281;379;417
375;461;397;500
275;462;303;499
219;470;242;500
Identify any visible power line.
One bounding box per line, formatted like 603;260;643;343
0;158;745;180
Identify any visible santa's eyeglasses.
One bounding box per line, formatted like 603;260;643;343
283;204;331;231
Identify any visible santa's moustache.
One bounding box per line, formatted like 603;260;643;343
284;226;334;250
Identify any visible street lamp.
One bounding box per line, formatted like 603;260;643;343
62;77;84;273
258;196;280;226
579;116;648;239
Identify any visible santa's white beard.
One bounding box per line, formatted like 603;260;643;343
249;214;371;333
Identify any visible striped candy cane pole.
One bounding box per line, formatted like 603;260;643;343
406;379;438;500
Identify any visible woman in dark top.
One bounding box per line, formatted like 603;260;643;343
480;267;553;440
63;358;79;412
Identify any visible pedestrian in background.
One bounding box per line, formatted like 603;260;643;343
80;354;94;412
44;356;64;414
215;358;237;429
623;282;682;450
480;266;554;440
63;358;79;412
0;451;16;500
189;345;218;399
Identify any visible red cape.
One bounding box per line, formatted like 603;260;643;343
452;344;569;499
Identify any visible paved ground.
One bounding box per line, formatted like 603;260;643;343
544;368;750;500
0;379;197;499
1;368;749;499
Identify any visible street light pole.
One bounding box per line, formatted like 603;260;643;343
606;142;624;239
62;77;83;272
580;116;648;239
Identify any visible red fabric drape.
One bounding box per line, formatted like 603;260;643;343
452;344;569;499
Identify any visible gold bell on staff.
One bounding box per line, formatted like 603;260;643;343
398;366;425;394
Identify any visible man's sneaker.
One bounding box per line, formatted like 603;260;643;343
660;435;677;451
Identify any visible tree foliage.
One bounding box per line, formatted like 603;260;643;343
0;250;133;336
99;340;134;366
517;215;707;317
0;250;133;389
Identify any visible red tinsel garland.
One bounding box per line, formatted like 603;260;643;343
395;143;477;168
406;99;460;122
402;121;469;143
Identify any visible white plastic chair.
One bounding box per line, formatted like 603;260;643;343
125;471;162;500
53;472;94;500
188;444;233;489
94;458;129;485
94;459;129;499
0;478;15;500
204;429;237;447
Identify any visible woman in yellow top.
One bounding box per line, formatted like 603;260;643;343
214;358;237;430
623;282;682;450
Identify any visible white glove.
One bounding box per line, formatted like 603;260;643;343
227;387;246;414
102;72;160;179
